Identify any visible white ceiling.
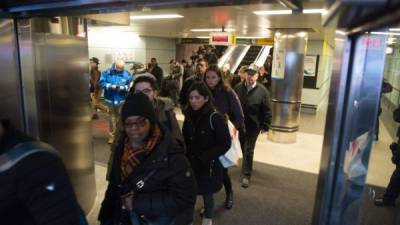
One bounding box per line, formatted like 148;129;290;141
126;1;328;40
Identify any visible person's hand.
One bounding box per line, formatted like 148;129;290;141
121;191;134;210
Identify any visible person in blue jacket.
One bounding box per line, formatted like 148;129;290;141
99;59;133;144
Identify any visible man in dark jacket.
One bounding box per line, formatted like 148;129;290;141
98;93;196;225
0;119;85;225
90;57;108;120
149;57;164;89
179;58;208;111
234;65;272;188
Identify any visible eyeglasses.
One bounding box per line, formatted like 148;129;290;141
124;118;148;129
134;88;153;95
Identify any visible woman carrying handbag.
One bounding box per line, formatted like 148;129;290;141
203;65;245;210
182;82;231;225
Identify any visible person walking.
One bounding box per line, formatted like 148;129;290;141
90;57;108;119
179;58;208;111
149;57;164;89
106;73;184;180
99;60;132;144
98;93;197;225
234;64;272;188
182;82;231;225
204;65;244;209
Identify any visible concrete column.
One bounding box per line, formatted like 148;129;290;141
268;32;308;143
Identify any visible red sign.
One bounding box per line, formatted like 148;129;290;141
212;36;229;42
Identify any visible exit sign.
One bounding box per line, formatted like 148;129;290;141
209;32;236;45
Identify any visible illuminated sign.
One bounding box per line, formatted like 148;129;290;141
209;32;236;45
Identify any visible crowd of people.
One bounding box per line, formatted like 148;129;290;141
89;49;272;225
0;47;272;225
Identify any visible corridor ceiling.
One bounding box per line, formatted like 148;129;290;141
125;1;327;40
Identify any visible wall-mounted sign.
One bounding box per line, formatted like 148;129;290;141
209;32;236;45
304;55;319;77
271;47;286;79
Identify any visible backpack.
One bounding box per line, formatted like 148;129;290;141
0;141;89;225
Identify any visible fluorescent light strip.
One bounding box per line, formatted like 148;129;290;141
254;10;292;15
335;30;347;36
303;9;327;15
130;14;183;20
196;36;210;39
370;31;400;36
389;28;400;32
191;28;236;32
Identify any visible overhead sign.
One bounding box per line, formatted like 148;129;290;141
255;38;274;45
180;38;209;44
209;32;236;45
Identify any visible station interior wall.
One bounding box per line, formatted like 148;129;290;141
301;40;334;112
87;26;333;113
382;44;400;139
87;26;176;75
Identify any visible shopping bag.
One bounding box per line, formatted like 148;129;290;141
219;120;242;168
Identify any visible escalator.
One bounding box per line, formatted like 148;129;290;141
234;45;263;73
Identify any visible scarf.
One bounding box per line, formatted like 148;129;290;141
120;125;162;181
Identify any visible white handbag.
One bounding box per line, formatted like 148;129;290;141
219;120;242;168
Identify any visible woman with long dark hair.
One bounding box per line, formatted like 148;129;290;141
204;65;245;209
182;82;231;225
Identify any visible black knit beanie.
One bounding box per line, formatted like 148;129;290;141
121;92;157;124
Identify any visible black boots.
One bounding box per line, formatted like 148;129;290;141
374;198;396;207
225;191;233;209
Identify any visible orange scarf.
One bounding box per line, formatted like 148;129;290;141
121;125;162;181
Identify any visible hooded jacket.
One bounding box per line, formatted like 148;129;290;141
99;63;133;107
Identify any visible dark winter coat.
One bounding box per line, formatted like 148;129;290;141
182;107;231;195
211;86;244;129
99;125;197;225
0;121;83;225
234;82;272;134
150;65;164;89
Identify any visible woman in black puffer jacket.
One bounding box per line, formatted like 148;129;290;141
182;82;231;225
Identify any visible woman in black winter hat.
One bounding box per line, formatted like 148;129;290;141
98;93;197;225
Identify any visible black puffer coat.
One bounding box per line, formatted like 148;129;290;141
182;107;231;195
98;125;197;225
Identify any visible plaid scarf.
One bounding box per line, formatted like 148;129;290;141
121;125;162;181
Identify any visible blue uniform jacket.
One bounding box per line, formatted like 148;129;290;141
99;63;132;107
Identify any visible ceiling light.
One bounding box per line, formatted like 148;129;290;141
253;10;292;15
371;31;400;36
335;30;347;36
191;28;236;32
130;14;183;20
196;36;210;39
303;9;328;15
389;28;400;32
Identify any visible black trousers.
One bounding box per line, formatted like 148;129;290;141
384;165;400;202
239;131;260;178
223;168;232;195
